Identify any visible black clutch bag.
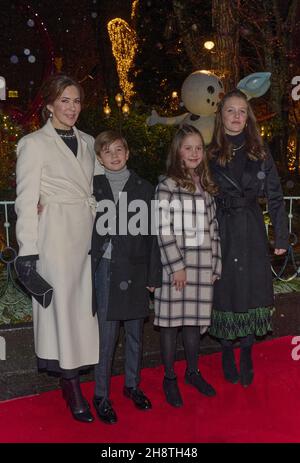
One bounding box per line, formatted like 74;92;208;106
14;259;53;308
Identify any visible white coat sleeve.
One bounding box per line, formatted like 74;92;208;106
15;136;43;256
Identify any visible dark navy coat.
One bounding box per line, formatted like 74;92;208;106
91;170;162;320
210;149;289;313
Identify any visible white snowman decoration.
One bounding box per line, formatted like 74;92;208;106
147;70;271;145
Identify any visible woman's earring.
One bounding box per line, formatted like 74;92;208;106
49;112;53;118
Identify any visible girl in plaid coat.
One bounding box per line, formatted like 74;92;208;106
154;125;222;407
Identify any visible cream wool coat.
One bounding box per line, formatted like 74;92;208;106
15;119;99;370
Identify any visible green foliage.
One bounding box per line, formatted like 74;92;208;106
273;278;300;294
0;269;32;326
78;106;176;185
0;112;23;199
259;116;287;139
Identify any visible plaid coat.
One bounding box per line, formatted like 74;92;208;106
154;177;221;327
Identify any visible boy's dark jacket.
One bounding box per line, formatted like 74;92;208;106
91;170;162;320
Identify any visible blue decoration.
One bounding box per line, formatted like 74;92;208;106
237;72;271;100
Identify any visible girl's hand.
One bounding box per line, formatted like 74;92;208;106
274;248;286;256
172;269;186;291
146;287;155;292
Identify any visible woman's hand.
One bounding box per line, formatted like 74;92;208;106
172;269;186;291
37;203;44;215
274;248;286;256
212;275;220;283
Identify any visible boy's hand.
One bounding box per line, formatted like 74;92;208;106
146;286;155;292
274;248;286;255
172;269;186;291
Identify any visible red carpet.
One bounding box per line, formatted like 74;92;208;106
0;336;299;443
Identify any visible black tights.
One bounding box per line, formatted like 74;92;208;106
160;326;200;379
220;334;255;349
61;369;79;380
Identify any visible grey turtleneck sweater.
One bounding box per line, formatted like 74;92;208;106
105;165;130;203
102;165;130;259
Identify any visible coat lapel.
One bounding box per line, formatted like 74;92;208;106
73;126;93;189
211;162;243;194
97;175;115;202
121;171;138;195
41;120;91;193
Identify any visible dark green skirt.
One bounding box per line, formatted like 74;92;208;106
209;307;274;340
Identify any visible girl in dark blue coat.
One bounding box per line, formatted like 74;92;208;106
208;89;288;387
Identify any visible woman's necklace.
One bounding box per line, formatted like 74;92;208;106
232;142;245;152
56;128;76;139
228;142;245;162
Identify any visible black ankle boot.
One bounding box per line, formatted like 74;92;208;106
61;377;94;423
163;377;183;408
185;369;216;396
222;347;239;384
240;346;254;387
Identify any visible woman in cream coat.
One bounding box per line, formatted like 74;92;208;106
15;74;100;423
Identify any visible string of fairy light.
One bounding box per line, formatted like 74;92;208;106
260;122;298;173
107;18;138;103
287;138;296;173
0;113;23;191
131;0;139;21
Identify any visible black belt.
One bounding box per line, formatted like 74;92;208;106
217;196;257;209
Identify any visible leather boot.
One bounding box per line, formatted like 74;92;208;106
61;377;94;423
185;369;216;396
222;346;239;384
240;346;254;387
163;377;183;408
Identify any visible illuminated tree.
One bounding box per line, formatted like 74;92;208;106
0;112;23;197
237;0;300;172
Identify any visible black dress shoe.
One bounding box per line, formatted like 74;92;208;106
185;369;216;397
123;387;152;410
163;377;183;408
93;397;118;424
240;347;254;387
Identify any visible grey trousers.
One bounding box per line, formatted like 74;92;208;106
94;258;144;398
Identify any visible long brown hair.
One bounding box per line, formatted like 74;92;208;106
208;89;267;166
167;124;217;194
40;74;84;122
